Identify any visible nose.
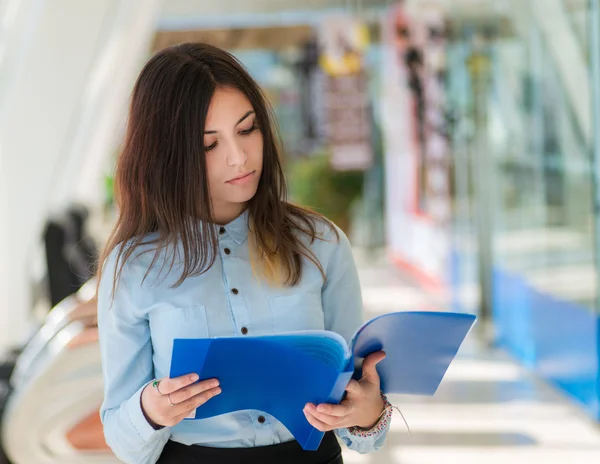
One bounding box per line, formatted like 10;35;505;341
225;139;247;167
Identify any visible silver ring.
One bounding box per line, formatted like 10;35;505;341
168;393;176;407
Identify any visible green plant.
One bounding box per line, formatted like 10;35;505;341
287;152;364;233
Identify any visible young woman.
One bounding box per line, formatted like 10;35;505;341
97;43;392;464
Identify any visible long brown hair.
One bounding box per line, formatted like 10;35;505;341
98;43;337;295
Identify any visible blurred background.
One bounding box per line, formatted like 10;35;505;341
1;0;600;462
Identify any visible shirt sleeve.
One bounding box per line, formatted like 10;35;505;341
320;225;390;454
97;248;171;464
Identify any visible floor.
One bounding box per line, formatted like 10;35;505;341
346;250;600;464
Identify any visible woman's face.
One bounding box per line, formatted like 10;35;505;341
203;87;264;224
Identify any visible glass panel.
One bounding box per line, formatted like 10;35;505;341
591;0;600;315
447;0;600;418
507;18;597;313
448;0;598;317
562;0;589;57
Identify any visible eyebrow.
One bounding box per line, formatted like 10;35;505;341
204;110;255;134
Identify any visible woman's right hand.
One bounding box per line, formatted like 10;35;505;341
141;374;221;428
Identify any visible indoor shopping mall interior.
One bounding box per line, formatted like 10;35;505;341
1;0;600;463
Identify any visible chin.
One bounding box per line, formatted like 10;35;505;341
229;187;260;204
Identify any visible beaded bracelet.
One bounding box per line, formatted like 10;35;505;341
347;392;411;438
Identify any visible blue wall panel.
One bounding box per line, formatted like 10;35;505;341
492;269;536;367
530;288;599;418
491;267;600;420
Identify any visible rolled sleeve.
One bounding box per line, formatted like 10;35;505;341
97;248;171;464
123;381;168;442
335;424;390;454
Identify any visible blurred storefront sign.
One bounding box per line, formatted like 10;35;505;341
319;16;373;171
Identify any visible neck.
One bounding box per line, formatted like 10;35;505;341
212;203;246;226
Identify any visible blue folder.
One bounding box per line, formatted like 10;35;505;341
169;311;476;450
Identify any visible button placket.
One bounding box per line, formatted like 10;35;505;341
253;412;272;445
219;235;249;339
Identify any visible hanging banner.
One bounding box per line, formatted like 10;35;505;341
381;3;451;288
318;16;373;171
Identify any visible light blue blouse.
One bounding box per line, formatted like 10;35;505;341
97;211;389;464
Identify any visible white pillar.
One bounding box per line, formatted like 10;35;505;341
0;0;162;354
0;142;11;357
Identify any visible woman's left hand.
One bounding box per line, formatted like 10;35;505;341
303;351;386;431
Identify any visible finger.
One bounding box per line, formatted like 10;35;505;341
361;351;386;383
157;406;198;428
303;409;334;432
305;408;344;427
315;399;353;417
345;379;361;395
157;373;200;395
178;385;222;412
168;378;220;405
172;407;198;424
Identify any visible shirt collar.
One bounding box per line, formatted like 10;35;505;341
217;209;249;245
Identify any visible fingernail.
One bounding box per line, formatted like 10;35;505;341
212;380;219;388
215;387;222;394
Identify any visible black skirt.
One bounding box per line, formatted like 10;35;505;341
157;431;343;464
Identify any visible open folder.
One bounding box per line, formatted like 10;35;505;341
169;311;476;451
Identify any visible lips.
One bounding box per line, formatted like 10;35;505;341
226;171;254;183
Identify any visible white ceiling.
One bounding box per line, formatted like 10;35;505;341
160;0;393;17
158;0;514;30
158;0;395;29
